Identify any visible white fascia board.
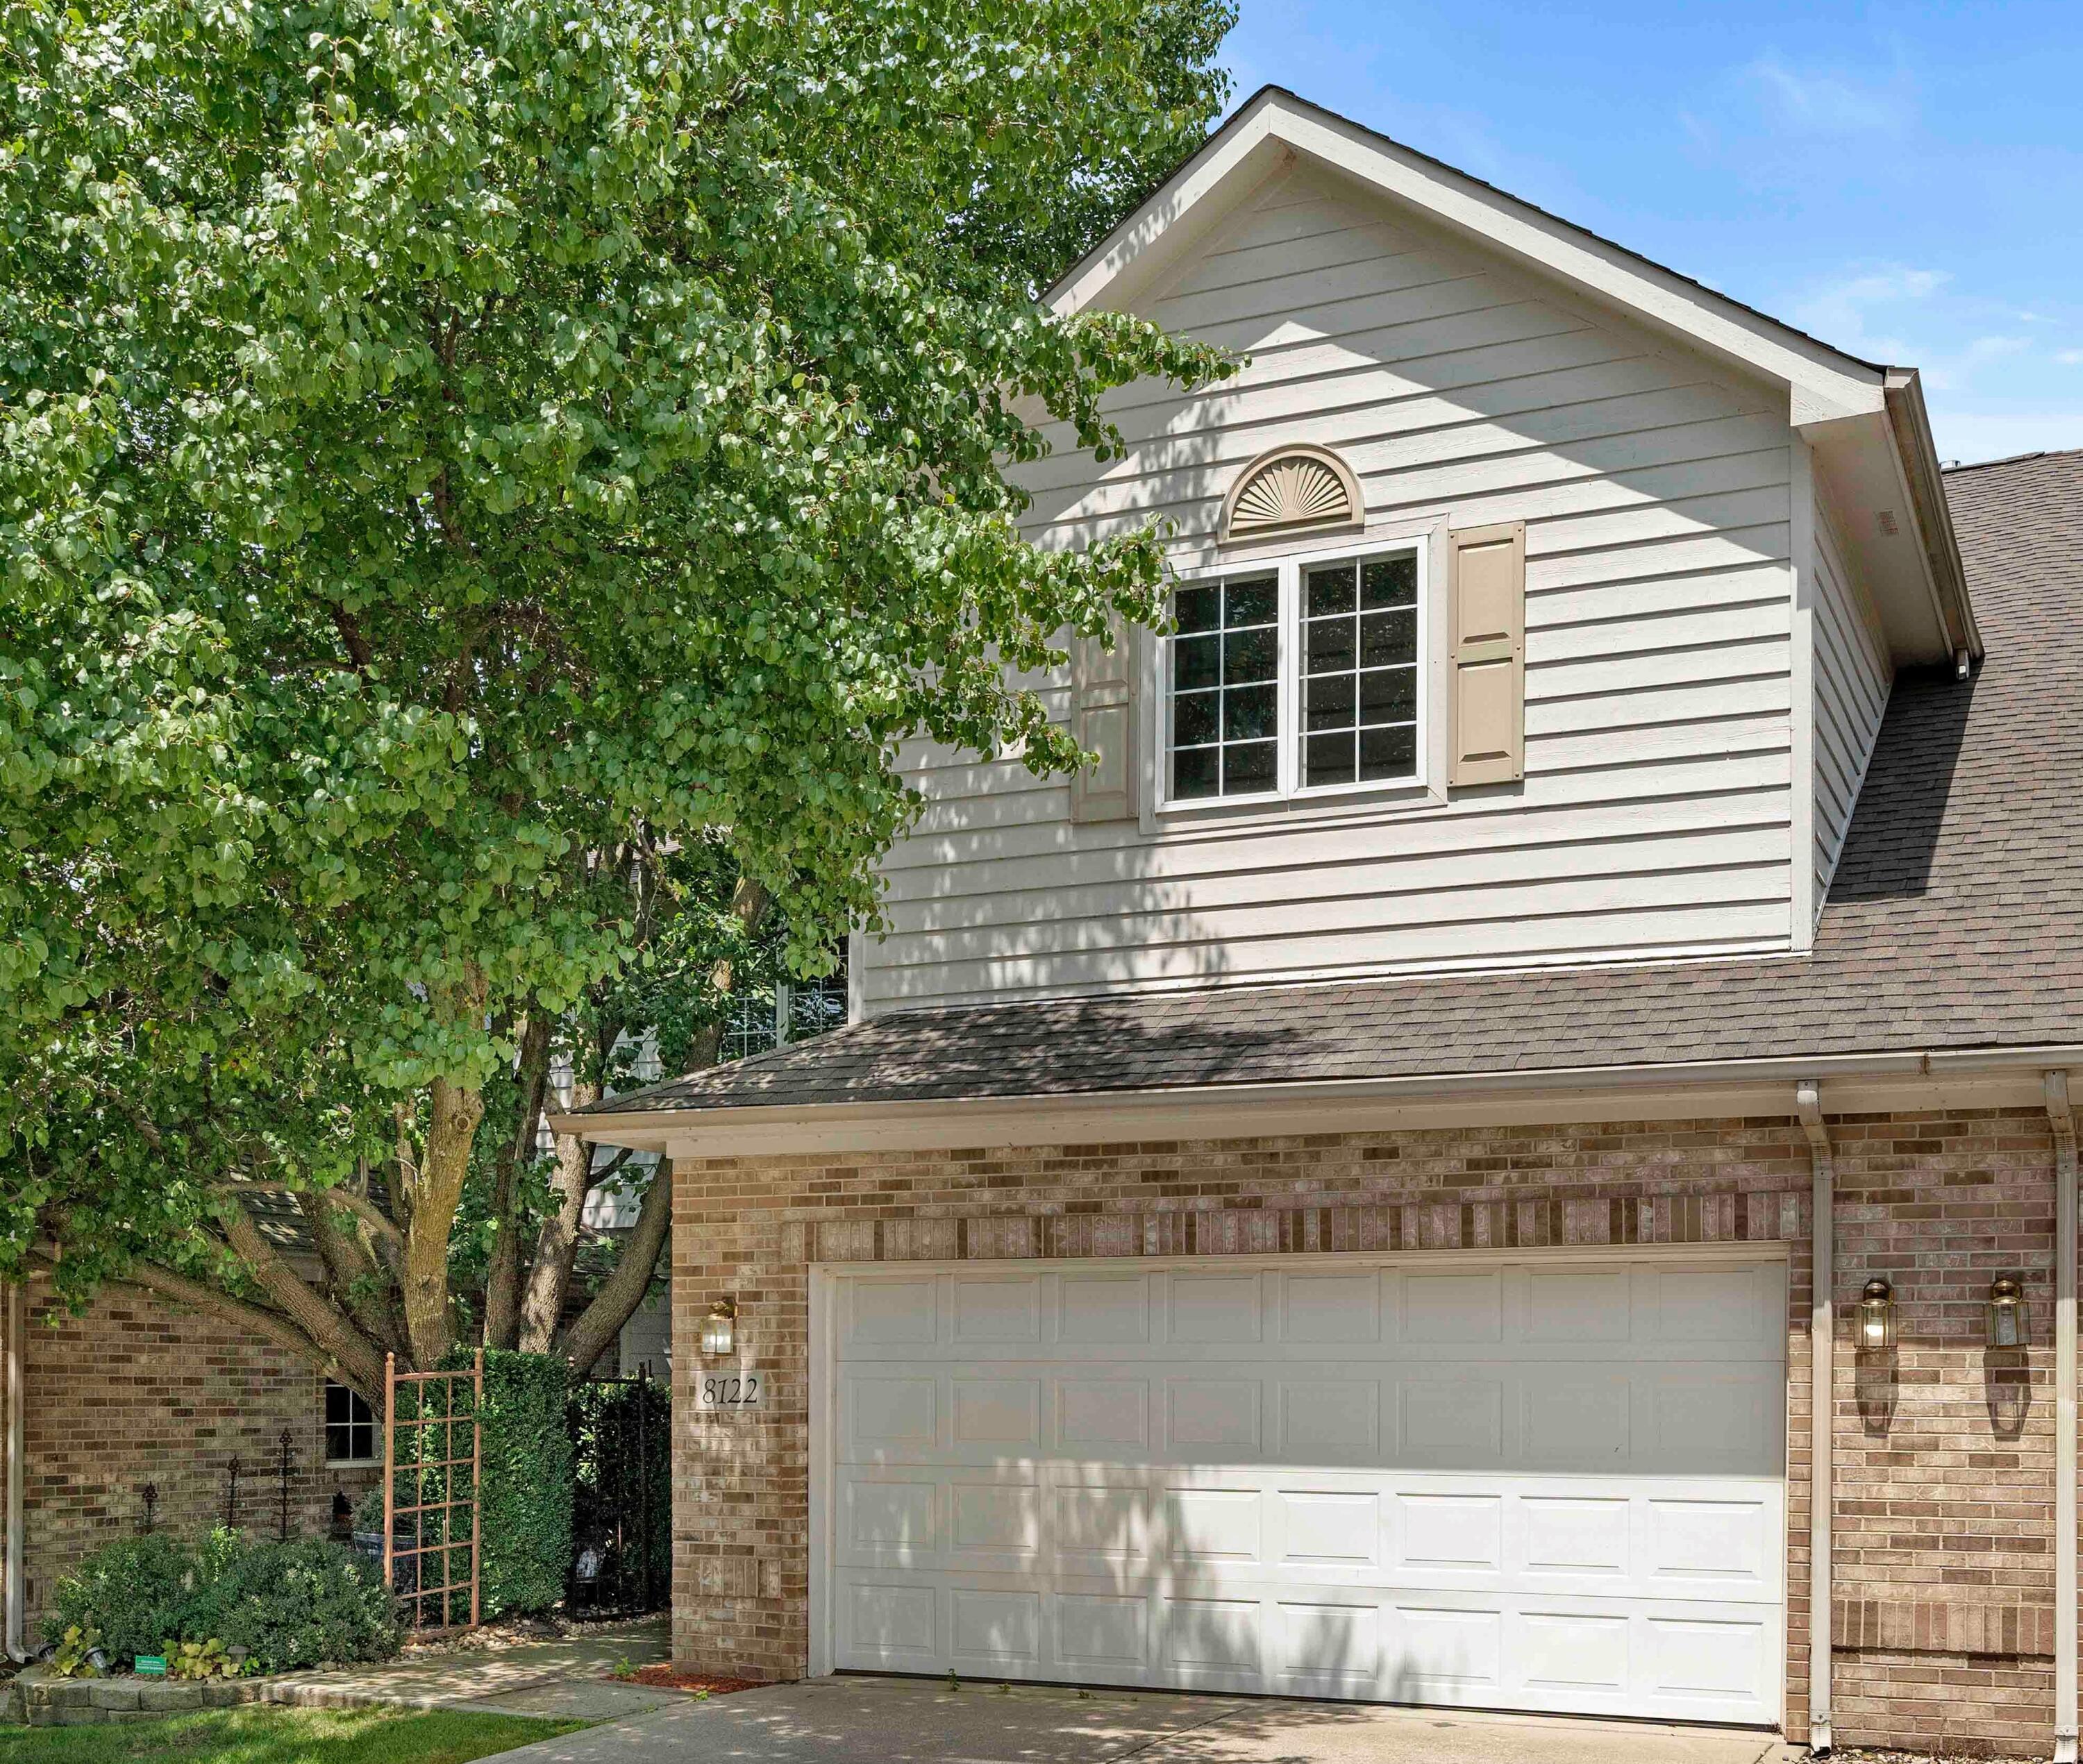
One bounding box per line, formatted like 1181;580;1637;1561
558;1043;2083;1159
1051;88;1887;428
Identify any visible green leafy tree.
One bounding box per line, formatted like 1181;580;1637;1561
1;0;1236;1402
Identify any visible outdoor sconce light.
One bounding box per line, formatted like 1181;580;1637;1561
1857;1278;1896;1350
700;1297;737;1358
1987;1276;2025;1348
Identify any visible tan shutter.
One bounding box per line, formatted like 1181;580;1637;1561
1447;521;1526;787
1069;619;1139;823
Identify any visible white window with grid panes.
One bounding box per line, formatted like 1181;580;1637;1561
1162;536;1425;806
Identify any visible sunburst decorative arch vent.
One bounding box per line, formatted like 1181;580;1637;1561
1219;444;1363;542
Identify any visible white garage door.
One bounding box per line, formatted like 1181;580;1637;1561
813;1252;1786;1725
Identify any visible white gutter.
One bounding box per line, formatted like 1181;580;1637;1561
1797;1081;1834;1756
2050;1070;2078;1764
559;1043;2083;1157
4;1279;25;1663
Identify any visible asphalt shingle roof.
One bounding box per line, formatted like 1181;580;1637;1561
589;448;2083;1118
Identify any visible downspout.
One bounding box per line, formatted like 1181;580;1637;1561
4;1278;26;1663
1798;1080;1834;1755
2050;1070;2078;1764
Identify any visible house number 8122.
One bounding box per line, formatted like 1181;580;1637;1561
698;1372;762;1409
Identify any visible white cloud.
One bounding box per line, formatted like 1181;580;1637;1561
2057;349;2083;367
1744;56;1912;136
1790;267;1948;360
1930;412;2083;467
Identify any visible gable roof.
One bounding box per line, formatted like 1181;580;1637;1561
1051;86;1886;415
1052;85;1975;666
569;449;2083;1146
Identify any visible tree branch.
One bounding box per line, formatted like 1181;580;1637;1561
557;1157;670;1376
26;1245;387;1411
217;1195;391;1398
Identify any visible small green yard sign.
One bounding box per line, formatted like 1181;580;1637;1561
134;1655;167;1677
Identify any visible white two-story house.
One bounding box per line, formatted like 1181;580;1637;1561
566;90;2083;1758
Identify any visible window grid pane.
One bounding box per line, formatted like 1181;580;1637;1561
1303;552;1419;789
326;1381;377;1463
1171;573;1278;800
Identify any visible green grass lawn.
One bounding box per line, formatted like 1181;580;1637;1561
0;1704;587;1764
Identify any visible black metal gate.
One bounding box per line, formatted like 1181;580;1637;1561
567;1366;670;1615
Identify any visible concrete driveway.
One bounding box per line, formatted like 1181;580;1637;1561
487;1673;1799;1764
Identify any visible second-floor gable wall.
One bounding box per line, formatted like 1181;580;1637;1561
864;160;1813;1014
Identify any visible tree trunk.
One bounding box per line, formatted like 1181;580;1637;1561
485;1009;552;1350
403;1071;485;1368
518;1078;596;1353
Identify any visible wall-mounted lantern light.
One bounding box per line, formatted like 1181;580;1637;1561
1857;1278;1896;1350
1986;1276;2025;1348
700;1297;737;1358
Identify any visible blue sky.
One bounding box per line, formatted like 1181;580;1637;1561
1221;1;2083;464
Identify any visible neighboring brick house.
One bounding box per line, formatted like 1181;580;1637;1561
560;90;2083;1759
1;1277;383;1642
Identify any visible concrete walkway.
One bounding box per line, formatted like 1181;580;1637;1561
268;1619;683;1722
481;1673;1800;1764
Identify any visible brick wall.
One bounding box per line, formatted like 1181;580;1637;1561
1824;1109;2063;1756
12;1277;380;1627
668;1104;2075;1755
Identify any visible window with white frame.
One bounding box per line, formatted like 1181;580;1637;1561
1164;537;1425;804
325;1380;379;1465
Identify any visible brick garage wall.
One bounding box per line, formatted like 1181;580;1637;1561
1825;1109;2065;1756
669;1104;2077;1754
14;1277;381;1627
669;1117;1819;1701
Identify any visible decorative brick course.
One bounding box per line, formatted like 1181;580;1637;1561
11;1279;379;1627
669;1104;2076;1753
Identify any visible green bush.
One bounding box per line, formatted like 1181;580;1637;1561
468;1350;574;1618
200;1536;399;1673
46;1533;196;1666
45;1530;399;1674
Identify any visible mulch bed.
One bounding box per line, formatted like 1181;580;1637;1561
627;1664;762;1696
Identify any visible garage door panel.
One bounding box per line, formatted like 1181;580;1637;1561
1400;1375;1505;1463
1521;1369;1632;1464
1057;1375;1151;1452
843;1477;937;1563
1164;1486;1264;1564
1169;1272;1266;1343
1402;1270;1504;1343
1282;1270;1384;1343
949;1588;1042;1668
823;1254;1785;1724
845;1277;938;1349
952;1377;1041;1448
1166;1378;1263;1452
1060;1275;1151;1347
1276;1488;1382;1568
953;1275;1042;1345
1276;1599;1382;1692
1523;1268;1634;1343
1278;1378;1384;1458
845;1376;939;1454
948;1479;1041;1560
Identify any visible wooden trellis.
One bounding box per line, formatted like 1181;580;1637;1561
382;1349;483;1635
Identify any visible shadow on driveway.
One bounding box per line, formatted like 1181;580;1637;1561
481;1674;1798;1764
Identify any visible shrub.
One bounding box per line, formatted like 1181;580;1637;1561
467;1350;573;1618
45;1534;196;1667
197;1536;399;1674
45;1530;399;1675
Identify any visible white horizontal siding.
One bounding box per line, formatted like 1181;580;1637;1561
1810;503;1892;907
864;165;1796;1011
